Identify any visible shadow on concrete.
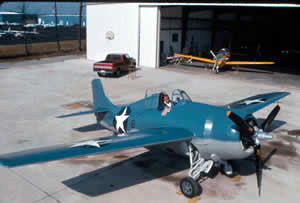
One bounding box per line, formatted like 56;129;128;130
73;123;106;132
97;68;141;79
231;149;278;176
62;145;289;197
179;63;274;74
230;67;274;74
62;150;190;197
165;61;300;76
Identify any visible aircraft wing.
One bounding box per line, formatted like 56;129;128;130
0;128;193;168
225;92;290;115
225;61;275;65
175;53;216;63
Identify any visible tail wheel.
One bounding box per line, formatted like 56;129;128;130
180;177;201;198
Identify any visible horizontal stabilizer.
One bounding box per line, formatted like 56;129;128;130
56;107;108;118
0;127;193;167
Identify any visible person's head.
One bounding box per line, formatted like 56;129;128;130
163;95;170;104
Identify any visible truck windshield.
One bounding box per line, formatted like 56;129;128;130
106;55;122;61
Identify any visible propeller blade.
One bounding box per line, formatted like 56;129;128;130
262;104;281;131
262;148;277;165
227;111;254;135
255;145;262;196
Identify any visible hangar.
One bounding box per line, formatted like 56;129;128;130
87;2;300;71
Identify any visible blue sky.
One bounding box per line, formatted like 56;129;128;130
0;1;87;15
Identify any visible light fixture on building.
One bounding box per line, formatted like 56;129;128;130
105;31;114;40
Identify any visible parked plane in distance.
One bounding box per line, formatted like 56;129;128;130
175;48;275;73
0;79;290;198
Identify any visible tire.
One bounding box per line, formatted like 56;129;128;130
97;72;102;77
115;68;121;77
220;161;238;178
180;177;201;198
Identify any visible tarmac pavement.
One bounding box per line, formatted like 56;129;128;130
0;56;299;203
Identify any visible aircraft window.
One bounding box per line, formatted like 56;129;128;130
158;92;165;111
106;54;122;61
182;91;192;101
171;89;192;104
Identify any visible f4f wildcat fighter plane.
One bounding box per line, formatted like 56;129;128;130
175;48;275;73
0;79;289;198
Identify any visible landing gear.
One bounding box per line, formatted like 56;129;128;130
219;160;237;178
212;65;219;74
180;177;201;198
180;144;214;198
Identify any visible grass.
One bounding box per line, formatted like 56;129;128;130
0;40;86;62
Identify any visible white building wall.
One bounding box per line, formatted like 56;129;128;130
87;3;139;61
139;6;159;68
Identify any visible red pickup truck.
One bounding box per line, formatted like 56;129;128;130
93;53;136;77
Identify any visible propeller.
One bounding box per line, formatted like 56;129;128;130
255;145;262;196
226;106;281;196
226;111;254;137
261;104;281;131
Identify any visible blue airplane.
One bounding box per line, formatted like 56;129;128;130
0;79;290;198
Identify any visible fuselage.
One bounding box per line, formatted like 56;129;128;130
215;48;231;68
100;94;254;161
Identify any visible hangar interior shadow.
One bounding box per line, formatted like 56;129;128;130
160;6;300;75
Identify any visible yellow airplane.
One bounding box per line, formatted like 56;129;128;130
175;48;275;73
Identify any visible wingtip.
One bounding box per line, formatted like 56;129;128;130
0;160;9;168
226;111;231;117
281;91;291;96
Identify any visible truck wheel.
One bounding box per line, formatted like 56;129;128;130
115;68;121;77
180;177;202;198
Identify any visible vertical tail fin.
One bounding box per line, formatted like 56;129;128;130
92;79;118;113
56;79;117;119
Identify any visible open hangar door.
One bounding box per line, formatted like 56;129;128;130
159;5;300;74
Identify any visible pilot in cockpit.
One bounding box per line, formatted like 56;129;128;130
163;95;172;109
159;93;175;115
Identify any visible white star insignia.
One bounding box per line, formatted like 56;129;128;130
115;106;129;133
239;98;265;105
70;139;112;148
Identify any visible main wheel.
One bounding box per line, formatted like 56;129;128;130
180;177;201;198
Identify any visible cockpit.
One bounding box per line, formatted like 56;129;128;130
170;89;192;104
144;88;192;110
217;48;231;59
